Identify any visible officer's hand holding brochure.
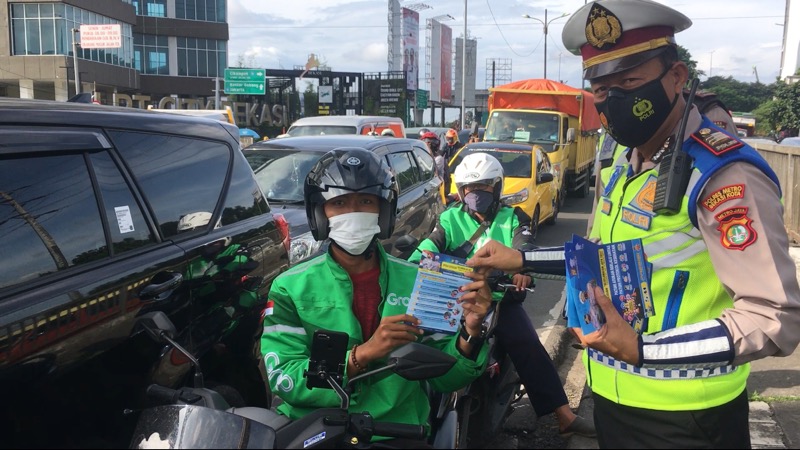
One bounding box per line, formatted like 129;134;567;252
565;234;654;336
406;250;471;334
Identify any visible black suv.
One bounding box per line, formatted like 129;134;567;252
0;99;289;447
243;135;444;263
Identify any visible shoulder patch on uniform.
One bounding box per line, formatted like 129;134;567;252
702;184;745;211
715;206;757;250
691;127;744;156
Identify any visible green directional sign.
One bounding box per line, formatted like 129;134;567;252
224;68;265;95
416;89;429;109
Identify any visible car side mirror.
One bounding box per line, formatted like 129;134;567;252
538;172;555;183
566;128;576;143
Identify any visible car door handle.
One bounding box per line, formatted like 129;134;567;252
140;272;184;302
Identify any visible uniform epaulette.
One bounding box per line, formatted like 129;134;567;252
690;127;744;156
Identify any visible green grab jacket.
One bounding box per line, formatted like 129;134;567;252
261;243;487;432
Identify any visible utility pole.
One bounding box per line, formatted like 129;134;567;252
72;28;81;95
460;0;467;132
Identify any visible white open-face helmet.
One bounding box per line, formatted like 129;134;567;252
453;152;504;201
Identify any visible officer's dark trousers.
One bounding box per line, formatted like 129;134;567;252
593;388;750;449
494;299;568;416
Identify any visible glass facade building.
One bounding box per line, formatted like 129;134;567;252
1;0;229;102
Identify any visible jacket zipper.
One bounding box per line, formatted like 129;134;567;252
661;270;689;330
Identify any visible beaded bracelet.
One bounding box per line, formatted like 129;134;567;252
351;344;365;372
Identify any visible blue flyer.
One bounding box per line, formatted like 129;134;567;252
565;235;653;335
407;250;472;334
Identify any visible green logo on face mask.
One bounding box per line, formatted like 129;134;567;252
633;98;654;121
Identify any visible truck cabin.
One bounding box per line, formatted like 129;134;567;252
484;110;567;149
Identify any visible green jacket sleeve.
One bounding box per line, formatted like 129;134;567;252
261;279;342;412
421;332;488;392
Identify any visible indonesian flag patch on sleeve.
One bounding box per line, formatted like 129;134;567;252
263;300;275;318
715;207;757;250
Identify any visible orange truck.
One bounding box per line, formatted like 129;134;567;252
485;79;601;201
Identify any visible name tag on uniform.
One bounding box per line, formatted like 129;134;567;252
621;206;652;230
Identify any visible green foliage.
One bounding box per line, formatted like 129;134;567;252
764;81;800;135
678;45;704;82
752;101;774;135
701;76;775;112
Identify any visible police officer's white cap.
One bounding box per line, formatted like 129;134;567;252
561;0;692;80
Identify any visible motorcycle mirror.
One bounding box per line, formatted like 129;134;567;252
135;311;178;343
387;343;456;381
394;235;419;253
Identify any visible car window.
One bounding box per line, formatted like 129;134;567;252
287;125;357;136
246;149;321;203
109;131;229;238
0;153;107;289
89;151;156;254
220;150;270;226
386;151;420;192
536;150;552;175
411;144;435;181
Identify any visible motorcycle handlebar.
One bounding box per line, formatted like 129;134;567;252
146;384;180;403
372;422;426;440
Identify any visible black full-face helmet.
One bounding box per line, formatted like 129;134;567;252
304;148;398;241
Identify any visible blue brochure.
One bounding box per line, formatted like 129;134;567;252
407;251;471;334
565;235;653;335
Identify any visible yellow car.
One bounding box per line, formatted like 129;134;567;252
448;142;559;238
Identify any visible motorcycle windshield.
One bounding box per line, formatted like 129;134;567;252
130;405;276;449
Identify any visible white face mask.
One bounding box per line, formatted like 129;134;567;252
328;212;381;255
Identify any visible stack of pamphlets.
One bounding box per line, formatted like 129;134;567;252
406;251;472;334
565;235;654;335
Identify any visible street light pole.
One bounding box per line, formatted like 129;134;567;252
72;28;81;95
461;0;467;133
522;10;569;80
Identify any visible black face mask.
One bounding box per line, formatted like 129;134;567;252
595;65;680;148
463;190;496;215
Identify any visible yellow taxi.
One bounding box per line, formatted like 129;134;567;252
448;142;559;236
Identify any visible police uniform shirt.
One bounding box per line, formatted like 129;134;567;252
601;106;800;366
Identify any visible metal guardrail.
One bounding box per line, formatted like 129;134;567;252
746;140;800;243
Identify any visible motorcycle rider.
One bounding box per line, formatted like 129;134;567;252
442;128;463;163
261;148;492;446
408;153;596;438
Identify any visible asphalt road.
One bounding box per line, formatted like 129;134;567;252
478;190;596;449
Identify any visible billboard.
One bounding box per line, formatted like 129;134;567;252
440;24;452;105
428;20;453;104
363;73;407;120
454;37;477;107
401;8;420;91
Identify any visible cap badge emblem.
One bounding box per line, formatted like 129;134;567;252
585;3;623;50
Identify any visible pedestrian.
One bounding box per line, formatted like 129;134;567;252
409;153;596;438
467;1;800;448
261;148;492;447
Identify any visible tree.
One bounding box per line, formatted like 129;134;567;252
764;80;800;136
700;76;775;112
678;45;704;82
235;54;257;68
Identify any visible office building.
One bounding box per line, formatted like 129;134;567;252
0;0;228;105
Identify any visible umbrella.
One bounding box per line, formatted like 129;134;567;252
239;128;260;138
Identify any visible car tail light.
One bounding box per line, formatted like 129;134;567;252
274;213;291;253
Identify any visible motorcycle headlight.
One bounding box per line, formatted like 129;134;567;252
289;231;324;265
501;188;529;206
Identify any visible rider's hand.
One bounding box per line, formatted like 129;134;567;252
458;269;492;334
581;286;641;365
359;314;423;364
511;274;532;291
466;240;524;272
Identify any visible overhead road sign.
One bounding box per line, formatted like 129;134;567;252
224;68;266;95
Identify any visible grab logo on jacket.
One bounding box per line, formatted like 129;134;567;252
386;292;411;307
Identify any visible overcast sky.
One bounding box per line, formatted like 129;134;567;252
227;0;788;90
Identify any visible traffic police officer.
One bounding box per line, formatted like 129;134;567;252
557;1;800;447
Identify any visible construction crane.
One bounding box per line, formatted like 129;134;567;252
753;65;760;84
